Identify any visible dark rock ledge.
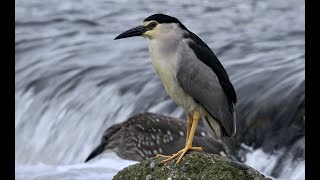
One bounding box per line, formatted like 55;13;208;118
113;151;272;180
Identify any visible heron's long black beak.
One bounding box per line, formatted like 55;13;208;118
84;143;106;162
114;25;147;40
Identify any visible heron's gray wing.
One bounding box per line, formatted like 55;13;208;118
184;31;236;110
176;40;236;137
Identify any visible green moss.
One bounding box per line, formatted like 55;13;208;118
113;152;271;180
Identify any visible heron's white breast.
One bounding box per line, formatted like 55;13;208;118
147;39;197;112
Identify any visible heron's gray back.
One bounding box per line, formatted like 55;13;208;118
176;39;236;136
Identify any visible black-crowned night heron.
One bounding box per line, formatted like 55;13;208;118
114;14;237;164
85;113;228;162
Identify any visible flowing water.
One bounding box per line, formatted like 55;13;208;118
15;0;305;179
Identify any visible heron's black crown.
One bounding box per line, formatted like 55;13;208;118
144;14;188;30
144;14;181;24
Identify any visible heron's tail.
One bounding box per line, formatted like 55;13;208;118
203;115;228;140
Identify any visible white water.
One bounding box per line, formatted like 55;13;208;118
15;152;138;180
245;148;305;180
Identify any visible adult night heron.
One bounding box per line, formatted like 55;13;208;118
85;113;228;162
114;14;237;164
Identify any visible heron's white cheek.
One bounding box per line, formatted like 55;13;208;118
143;30;157;39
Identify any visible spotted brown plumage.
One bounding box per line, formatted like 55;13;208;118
85;113;228;162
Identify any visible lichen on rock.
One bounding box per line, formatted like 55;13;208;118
113;151;272;180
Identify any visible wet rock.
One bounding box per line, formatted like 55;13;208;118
113;151;272;180
149;162;156;169
146;174;152;180
180;163;188;172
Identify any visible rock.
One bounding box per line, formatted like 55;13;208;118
145;174;152;180
149;162;156;169
113;151;272;180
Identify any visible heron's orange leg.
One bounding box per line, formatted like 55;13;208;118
156;113;193;158
159;111;205;164
185;114;193;146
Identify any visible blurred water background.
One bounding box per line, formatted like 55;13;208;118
15;0;305;179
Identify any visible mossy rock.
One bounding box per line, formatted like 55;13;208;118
113;151;272;180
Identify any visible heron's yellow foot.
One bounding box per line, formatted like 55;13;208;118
156;154;171;158
160;146;205;164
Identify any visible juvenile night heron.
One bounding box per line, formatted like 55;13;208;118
114;14;237;164
85;113;228;162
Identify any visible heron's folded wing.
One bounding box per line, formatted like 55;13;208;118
176;40;236;136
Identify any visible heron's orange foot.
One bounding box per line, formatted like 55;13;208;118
159;146;205;164
156;154;171;158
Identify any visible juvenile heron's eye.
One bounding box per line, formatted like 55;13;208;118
149;22;157;28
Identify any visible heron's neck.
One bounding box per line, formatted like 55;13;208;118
148;39;177;60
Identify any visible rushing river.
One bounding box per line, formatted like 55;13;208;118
15;0;305;179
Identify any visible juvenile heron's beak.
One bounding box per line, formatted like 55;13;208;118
84;143;106;162
114;25;147;40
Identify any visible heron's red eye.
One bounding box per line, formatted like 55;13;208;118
149;22;157;28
